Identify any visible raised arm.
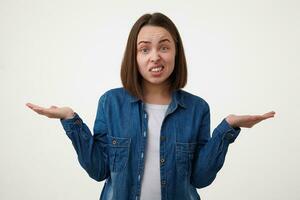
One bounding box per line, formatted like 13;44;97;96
190;102;275;188
25;98;110;181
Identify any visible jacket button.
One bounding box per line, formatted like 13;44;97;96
112;140;117;145
161;180;166;185
160;158;165;164
160;136;166;141
225;131;235;141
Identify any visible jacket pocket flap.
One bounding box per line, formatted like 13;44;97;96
108;135;131;147
176;142;198;152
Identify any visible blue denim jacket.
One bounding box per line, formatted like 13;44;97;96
60;87;241;200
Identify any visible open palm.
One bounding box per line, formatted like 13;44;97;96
26;103;75;120
226;111;276;128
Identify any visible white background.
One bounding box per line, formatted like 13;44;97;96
1;0;299;199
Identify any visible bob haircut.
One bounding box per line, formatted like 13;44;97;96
120;12;187;100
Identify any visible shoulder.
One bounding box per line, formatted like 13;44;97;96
98;87;133;104
178;89;210;111
179;89;207;103
104;87;125;95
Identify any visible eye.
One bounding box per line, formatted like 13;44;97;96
160;46;169;52
139;48;149;54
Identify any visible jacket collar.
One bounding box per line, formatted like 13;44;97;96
127;89;186;109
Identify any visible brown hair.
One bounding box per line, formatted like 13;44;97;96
120;12;187;100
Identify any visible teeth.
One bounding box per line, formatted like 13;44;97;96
150;66;163;72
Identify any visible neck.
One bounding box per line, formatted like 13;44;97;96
142;81;171;105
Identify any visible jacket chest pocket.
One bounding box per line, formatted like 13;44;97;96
176;142;197;177
108;135;131;173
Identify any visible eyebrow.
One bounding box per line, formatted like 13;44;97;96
137;38;171;45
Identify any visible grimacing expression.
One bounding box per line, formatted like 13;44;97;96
136;25;176;87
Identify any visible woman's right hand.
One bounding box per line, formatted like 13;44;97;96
26;103;75;120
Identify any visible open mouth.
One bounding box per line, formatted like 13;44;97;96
149;65;164;72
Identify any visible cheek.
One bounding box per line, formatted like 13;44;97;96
137;55;146;67
164;55;175;70
137;65;144;77
137;57;147;76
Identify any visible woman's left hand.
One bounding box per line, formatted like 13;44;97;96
225;111;276;128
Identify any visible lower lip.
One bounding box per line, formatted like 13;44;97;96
150;68;164;77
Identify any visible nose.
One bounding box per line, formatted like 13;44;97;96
150;50;160;62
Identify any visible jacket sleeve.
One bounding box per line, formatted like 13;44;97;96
60;94;110;181
190;101;241;188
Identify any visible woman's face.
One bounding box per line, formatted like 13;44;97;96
136;25;176;88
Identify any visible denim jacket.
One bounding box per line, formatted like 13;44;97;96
60;87;241;200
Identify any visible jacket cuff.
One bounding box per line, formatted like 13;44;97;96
216;118;241;143
60;112;83;132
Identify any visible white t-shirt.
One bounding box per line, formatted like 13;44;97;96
140;103;169;200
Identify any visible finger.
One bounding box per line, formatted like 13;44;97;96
32;106;54;116
50;105;58;109
248;112;275;121
26;103;45;110
32;107;46;115
250;114;276;126
26;103;36;109
262;111;276;118
244;115;263;121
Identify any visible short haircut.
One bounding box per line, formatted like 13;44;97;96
120;12;187;100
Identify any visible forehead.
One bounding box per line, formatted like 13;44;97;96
137;25;174;44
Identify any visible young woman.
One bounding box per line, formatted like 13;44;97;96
26;13;275;200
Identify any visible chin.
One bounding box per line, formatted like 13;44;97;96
146;78;169;86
